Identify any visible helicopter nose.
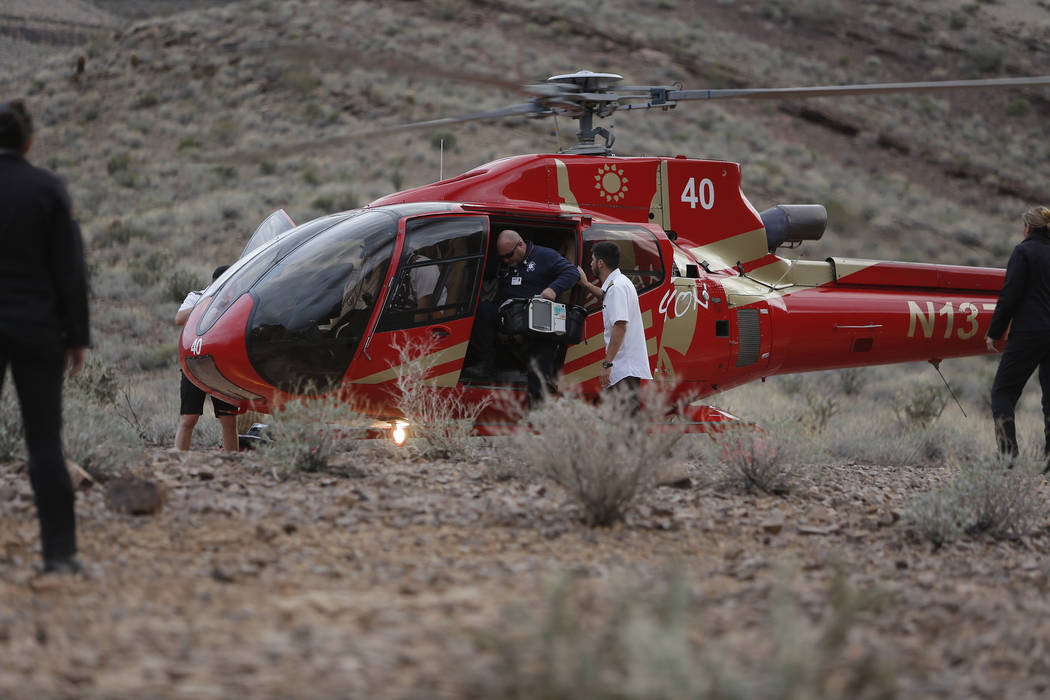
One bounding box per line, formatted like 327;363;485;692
180;293;269;405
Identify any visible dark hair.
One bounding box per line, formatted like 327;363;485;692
592;241;620;271
0;100;32;152
212;265;230;281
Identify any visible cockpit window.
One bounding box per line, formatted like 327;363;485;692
581;224;665;313
196;213;351;336
246;210;398;392
376;215;487;331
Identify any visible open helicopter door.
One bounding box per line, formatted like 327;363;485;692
352;214;489;393
240;209;296;259
569;223;669;392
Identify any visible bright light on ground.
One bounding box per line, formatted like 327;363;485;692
391;421;408;446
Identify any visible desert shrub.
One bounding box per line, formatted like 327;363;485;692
166;268;204;303
211;118;239;147
894;384;947;428
471;567;895;699
776;374;805;396
962;39;1005;75
92;220;152;248
905;456;1048;545
301;164;321;186
106;153;139;188
69;357;121;405
390;335;489;460
0;383;25;461
62;392;143;480
133;91;159;109
694;422;803;495
784;0;842;27
837;367;869;396
258;392;362;477
129;251;169;287
802;389;838;433
213;164;238;183
1005;98;1032;118
508;387;684;526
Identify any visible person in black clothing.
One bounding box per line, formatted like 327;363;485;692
0;100;90;574
466;229;580;402
986;206;1050;467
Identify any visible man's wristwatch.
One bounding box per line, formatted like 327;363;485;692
602;361;613;368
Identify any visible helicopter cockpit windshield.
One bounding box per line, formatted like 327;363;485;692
245;210;398;392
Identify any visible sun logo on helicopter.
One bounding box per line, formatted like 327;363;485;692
595;164;628;202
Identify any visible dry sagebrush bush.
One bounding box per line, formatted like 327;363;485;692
906;456;1049;546
0;385;25;461
258;393;363;478
62;393;143;480
688;422;811;495
391;335;490;460
508;387;684;526
470;567;896;700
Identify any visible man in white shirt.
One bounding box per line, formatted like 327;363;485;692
580;241;652;404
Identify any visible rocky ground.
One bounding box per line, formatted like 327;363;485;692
2;446;1050;698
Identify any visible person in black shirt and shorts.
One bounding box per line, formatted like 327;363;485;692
174;266;239;451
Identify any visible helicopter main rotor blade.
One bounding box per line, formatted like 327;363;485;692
669;75;1050;102
215;101;547;163
357;101;547;138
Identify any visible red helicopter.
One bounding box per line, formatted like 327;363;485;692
178;70;1050;437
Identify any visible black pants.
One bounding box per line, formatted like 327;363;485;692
606;375;642;416
471;300;557;401
0;337;76;563
990;330;1050;459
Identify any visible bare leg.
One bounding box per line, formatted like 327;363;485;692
218;414;239;452
175;414;199;451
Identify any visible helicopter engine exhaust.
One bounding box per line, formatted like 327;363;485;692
761;204;827;251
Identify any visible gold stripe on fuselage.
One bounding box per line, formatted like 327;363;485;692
353;341;469;385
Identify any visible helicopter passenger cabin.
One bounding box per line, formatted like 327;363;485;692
362;208;669;389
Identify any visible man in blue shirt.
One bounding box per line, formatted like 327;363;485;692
465;229;580;403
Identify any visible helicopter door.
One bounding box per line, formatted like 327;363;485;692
240;209;296;259
360;215;488;387
576;223;667;388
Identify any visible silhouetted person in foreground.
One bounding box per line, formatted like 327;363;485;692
986;206;1050;469
0;100;90;574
